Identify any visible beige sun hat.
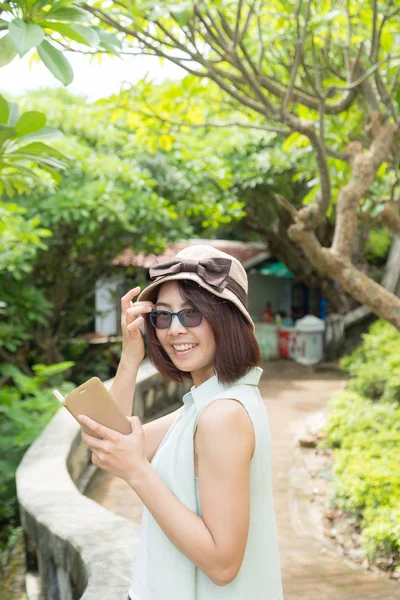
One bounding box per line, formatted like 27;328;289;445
137;244;254;331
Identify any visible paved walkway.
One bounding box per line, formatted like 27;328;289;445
85;360;399;599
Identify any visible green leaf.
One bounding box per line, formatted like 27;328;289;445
15;111;47;136
17;125;62;143
0;3;14;13
0;124;15;146
37;40;73;86
40;21;99;47
34;0;57;10
171;6;192;27
32;361;74;377
7;141;68;162
0;34;17;66
92;26;122;50
44;7;90;23
8;18;45;57
7;101;19;126
0;95;10;126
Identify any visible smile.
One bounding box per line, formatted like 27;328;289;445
172;344;198;356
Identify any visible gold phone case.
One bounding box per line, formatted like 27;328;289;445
63;377;131;438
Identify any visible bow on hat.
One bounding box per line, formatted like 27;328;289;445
149;257;231;293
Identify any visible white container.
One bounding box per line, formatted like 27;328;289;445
294;315;325;365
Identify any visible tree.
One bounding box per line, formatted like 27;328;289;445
0;89;195;368
83;0;400;328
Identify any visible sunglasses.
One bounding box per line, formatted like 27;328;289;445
149;308;203;329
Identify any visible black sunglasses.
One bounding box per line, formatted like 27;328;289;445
149;308;203;329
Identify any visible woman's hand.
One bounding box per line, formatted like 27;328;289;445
79;414;149;487
120;286;155;364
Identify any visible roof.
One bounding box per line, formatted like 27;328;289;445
113;239;269;270
258;261;294;278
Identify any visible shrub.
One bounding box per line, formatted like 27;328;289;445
0;361;74;551
324;320;400;562
340;320;400;403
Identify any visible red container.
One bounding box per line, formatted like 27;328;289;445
278;328;299;358
278;329;291;358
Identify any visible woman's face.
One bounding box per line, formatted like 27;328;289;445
155;281;217;387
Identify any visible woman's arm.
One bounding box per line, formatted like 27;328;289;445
109;353;140;417
79;399;254;585
131;399;255;586
109;286;154;416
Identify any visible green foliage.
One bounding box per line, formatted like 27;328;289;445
98;78;313;231
364;228;393;265
0;198;54;355
1;0;120;82
1;89;198;366
362;507;400;560
340;320;400;403
0;361;74;547
0;202;51;276
0;94;69;197
324;320;400;561
92;0;400;226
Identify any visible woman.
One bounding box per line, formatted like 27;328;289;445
79;245;284;600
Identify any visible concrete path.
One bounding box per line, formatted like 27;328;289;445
85;360;399;600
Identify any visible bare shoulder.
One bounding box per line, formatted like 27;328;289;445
197;398;255;459
197;398;249;426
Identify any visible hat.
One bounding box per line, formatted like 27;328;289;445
137;245;254;331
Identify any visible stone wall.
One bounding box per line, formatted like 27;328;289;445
16;360;192;600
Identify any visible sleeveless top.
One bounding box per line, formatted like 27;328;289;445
128;366;283;600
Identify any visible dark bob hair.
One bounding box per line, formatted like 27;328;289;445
144;280;261;386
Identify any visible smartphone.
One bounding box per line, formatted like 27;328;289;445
53;377;131;439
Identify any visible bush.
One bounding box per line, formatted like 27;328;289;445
324;320;400;562
340;320;400;403
0;361;74;551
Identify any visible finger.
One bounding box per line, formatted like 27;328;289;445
78;415;119;443
128;416;143;431
81;431;107;451
126;304;153;322
127;315;144;331
127;302;155;312
121;287;141;314
91;452;104;467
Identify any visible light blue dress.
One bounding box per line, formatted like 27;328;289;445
128;367;283;600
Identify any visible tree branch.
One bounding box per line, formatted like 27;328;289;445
283;0;312;111
371;1;399;62
233;0;244;46
374;69;398;122
370;0;378;62
236;0;258;45
291;224;400;328
282;114;332;225
215;9;278;115
332;115;400;257
372;204;400;236
120;106;290;134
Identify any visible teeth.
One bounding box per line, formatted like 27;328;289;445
173;344;197;351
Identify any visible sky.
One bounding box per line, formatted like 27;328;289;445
1;51;186;100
